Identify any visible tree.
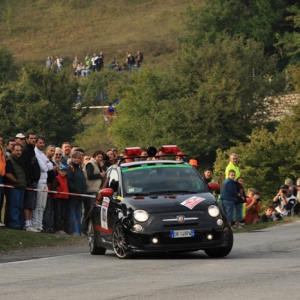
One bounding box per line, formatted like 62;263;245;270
182;0;299;65
0;63;84;145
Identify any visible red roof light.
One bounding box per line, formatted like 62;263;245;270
125;147;142;157
161;145;179;155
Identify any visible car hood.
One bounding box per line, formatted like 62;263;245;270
123;193;217;213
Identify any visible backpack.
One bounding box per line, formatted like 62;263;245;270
108;106;115;113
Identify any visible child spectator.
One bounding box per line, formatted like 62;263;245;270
260;205;282;223
52;165;69;234
245;189;261;225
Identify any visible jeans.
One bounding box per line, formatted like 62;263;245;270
43;195;54;231
0;176;3;222
128;63;134;72
235;203;243;222
81;193;97;234
9;188;25;228
222;200;235;222
53;198;66;231
32;183;48;229
65;198;83;235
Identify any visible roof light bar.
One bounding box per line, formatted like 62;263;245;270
161;145;179;155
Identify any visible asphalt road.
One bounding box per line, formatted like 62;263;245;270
1;221;300;300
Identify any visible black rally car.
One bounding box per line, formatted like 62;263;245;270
87;146;233;259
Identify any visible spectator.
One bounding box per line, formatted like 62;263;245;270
46;56;53;69
135;50;143;72
127;52;135;72
97;51;104;71
272;184;297;217
0;136;5;227
140;147;148;161
234;176;246;228
54;147;64;167
82;54;91;76
4;138;15;159
202;167;220;200
72;56;80;72
260;205;282;223
91;53;98;72
82;150;106;234
52;165;69;234
106;149;115;167
220;169;238;228
189;159;198;169
22;132;40;232
113;62;122;71
5;144;27;229
225;153;240;180
83;155;91;164
65;151;87;235
33;136;54;232
108;58;117;70
245;189;261;225
15;133;26;147
61;142;71;166
175;151;185;162
285;178;300;214
106;103;115;123
43;144;57;233
55;55;63;71
74;62;84;77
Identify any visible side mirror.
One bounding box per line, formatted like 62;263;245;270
100;188;114;197
207;182;220;192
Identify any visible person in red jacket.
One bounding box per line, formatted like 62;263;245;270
52;165;69;234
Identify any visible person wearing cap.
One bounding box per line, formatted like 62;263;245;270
189;159;198;169
52;165;69;234
15;133;26;147
272;184;298;217
176;151;185;162
225;153;240;180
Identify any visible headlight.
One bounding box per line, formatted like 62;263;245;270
208;205;220;217
133;210;149;222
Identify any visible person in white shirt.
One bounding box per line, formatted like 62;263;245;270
33;136;53;231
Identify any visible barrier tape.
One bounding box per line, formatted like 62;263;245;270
0;184;96;198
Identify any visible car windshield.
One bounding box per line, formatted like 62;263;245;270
121;164;207;196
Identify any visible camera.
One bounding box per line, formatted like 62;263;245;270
256;198;261;202
282;190;287;194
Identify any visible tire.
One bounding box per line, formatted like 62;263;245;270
204;227;234;258
112;224;132;259
88;220;106;255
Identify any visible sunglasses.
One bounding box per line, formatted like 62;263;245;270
55;154;62;156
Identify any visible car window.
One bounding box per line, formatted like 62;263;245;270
121;164;207;195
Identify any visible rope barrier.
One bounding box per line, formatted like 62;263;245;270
0;184;96;198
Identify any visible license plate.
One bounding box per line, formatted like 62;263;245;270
170;229;195;238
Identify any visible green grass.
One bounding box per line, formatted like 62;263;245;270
0;0;203;68
0;228;85;253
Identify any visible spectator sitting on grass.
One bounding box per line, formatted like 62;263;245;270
260;205;282;223
108;58;117;69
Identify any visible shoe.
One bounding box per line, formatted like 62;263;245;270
240;223;245;227
59;230;67;235
0;222;5;227
26;226;40;233
231;226;236;230
236;226;243;229
38;227;43;231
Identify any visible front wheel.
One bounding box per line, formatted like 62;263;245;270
112;224;132;259
88;219;106;255
204;227;233;258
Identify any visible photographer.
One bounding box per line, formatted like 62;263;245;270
245;189;261;225
273;184;297;218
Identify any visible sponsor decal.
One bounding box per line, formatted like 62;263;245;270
180;196;206;210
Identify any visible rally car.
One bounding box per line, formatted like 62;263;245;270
87;145;233;259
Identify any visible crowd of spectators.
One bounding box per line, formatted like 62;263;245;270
1;138;299;235
45;50;143;76
219;153;300;229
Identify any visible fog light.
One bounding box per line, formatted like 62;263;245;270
207;234;213;240
132;224;143;232
152;237;158;244
217;219;223;226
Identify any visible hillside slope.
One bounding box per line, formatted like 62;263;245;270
0;0;202;67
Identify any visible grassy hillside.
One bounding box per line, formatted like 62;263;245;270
0;0;202;67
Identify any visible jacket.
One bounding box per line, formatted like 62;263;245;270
221;178;238;202
35;147;53;184
52;174;69;200
0;146;5;176
22;143;40;183
6;154;27;189
67;161;87;200
84;157;102;193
